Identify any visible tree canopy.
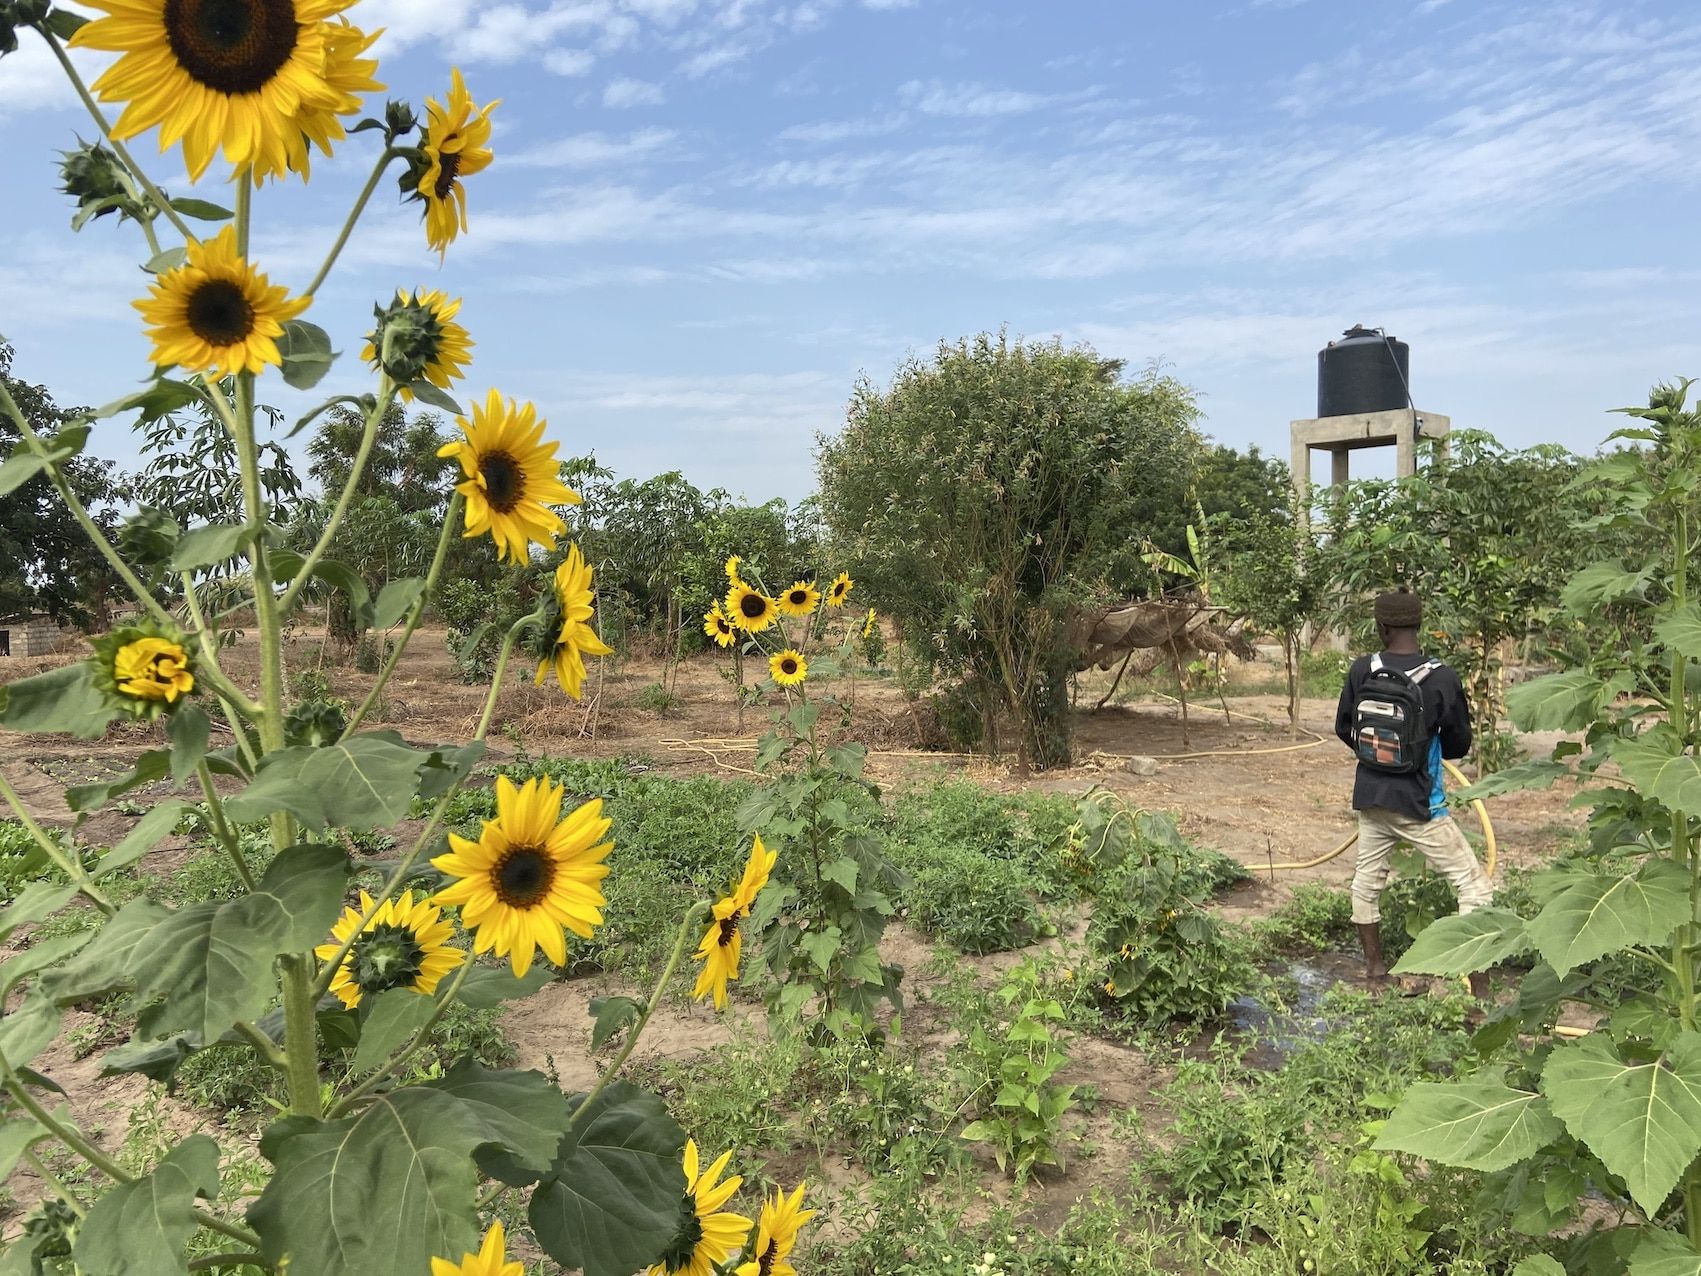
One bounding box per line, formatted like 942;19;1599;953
819;332;1202;768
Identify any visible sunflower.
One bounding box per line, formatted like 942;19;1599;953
286;16;383;180
112;635;194;703
861;607;877;639
439;389;580;565
768;650;806;688
411;67;498;256
430;776;611;977
315;890;464;1011
692;837;776;1010
825;571;854;607
776;580;818;617
724;555;744;586
363;288;474;399
71;0;367;182
134;226;309;377
431;1221;523;1276
703;604;736;649
534;541;614;699
648;1141;751;1276
726;584;778;634
734;1182;816;1276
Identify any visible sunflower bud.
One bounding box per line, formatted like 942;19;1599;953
90;624;196;719
59;140;144;226
284;698;347;747
384;98;417;140
117;506;181;581
5;0;51;27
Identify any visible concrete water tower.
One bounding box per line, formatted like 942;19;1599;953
1289;325;1449;514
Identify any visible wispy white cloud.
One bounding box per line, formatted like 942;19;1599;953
898;79;1054;117
543;47;597;76
603;77;668;107
777;113;909;142
505;127;678;168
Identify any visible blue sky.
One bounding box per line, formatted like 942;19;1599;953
2;0;1699;502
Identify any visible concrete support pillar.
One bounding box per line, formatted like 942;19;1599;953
1331;449;1350;486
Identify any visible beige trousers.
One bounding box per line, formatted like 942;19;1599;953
1349;806;1493;925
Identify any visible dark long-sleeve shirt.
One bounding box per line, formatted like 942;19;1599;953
1334;651;1473;821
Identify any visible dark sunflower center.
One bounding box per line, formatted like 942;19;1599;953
832;582;846;598
480;451;525;513
351;924;427;995
163;0;299;95
757;1241;778;1276
657;1198;705;1271
186;279;256;346
788;590;807;605
717;915;740;949
433;147;463;199
738;592;767;620
493;847;555;908
780;658;798;676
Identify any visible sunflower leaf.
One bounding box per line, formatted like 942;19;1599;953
424;1061;573;1186
405;381;463;414
89;378;201;426
143;246;187;274
0;660;119;740
42;9;88;38
374;577;426;631
277;320;338;391
167;196;233;222
73;1133;219;1276
350;989;437;1076
529;1081;687;1276
452;963;552;1010
67;748;171;812
170;522;254;571
588;996;644;1052
247;1090;488;1275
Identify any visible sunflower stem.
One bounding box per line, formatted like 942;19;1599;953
0;770;113;914
325;958;474;1119
475;612;544;742
37;30;196;243
179;580;265;756
302;147;398;299
0;379;178;632
231;1018;289;1073
277;379;398;618
342;492;463;738
22;1148;86;1218
195;759;256;892
570;901;710;1128
2;1049;264;1248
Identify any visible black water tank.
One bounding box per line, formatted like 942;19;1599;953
1317;325;1410;417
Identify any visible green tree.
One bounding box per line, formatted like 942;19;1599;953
0;339;122;627
1316;430;1597;769
819;332;1202;770
1214;503;1323;734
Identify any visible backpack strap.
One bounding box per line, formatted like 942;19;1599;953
1369;653;1384;674
1408;659;1442;684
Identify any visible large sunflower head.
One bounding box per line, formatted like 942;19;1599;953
72;0;375;182
438;389;580;564
430;1221;523;1276
314;890;464;1011
90;624;195;718
703;604;736;649
532;541;614;699
825;571;854;607
134;226;309;378
768;649;806;689
648;1141;752;1276
363;288;473;399
775;580;818;617
405;67;499;257
726;584;777;634
734;1182;817;1276
430;776;611;977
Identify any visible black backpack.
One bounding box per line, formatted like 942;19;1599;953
1351;654;1442;776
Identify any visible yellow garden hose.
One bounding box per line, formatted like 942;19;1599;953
1257;759;1496;877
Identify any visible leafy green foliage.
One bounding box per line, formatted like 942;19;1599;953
957;958;1076;1179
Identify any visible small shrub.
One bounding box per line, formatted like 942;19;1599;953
801;1034;951;1171
632;682;676;713
958;957;1077;1179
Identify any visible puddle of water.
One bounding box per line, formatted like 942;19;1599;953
1227;952;1365;1068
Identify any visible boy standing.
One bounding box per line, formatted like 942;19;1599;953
1334;588;1493;990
